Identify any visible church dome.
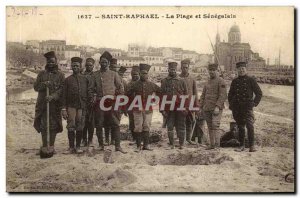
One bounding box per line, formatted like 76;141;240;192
229;24;240;32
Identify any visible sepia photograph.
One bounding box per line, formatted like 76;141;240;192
6;6;295;192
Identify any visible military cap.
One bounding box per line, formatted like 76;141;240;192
44;51;56;59
168;62;178;69
181;59;190;65
131;65;140;74
111;58;118;64
86;57;95;64
118;66;127;75
208;63;218;70
100;51;112;62
71;57;83;63
236;61;247;68
139;63;151;72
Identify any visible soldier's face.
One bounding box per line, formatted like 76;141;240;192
140;71;148;81
168;68;177;77
85;62;94;72
131;72;140;81
100;58;109;70
71;62;81;74
181;64;189;74
110;64;118;72
208;69;217;79
237;66;247;76
46;58;57;70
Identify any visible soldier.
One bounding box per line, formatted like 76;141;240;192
109;58;118;72
228;61;262;152
126;64;161;152
82;58;95;147
127;66;140;143
33;51;65;154
91;51;126;154
199;63;227;150
118;66;128;93
104;58;120;145
61;57;92;154
161;62;188;149
179;58;198;145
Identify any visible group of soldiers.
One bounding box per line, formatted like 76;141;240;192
33;50;262;156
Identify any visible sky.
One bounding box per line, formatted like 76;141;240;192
6;6;294;65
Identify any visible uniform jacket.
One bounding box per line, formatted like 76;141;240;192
161;75;188;111
91;69;124;98
199;76;227;111
228;75;262;110
126;80;161;111
179;73;199;107
62;73;92;109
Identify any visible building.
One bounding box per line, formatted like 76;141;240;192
64;45;81;60
140;52;164;65
117;56;145;67
215;24;265;71
182;50;199;63
39;40;66;58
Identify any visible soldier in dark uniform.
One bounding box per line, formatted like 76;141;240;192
104;58;120;145
109;58;118;72
82;58;95;147
33;51;65;154
126;63;161;152
61;57;92;154
161;62;189;149
228;61;262;152
179;59;198;145
127;66;140;143
199;64;227;150
91;51;126;154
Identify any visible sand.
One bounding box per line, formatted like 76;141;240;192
6;86;295;192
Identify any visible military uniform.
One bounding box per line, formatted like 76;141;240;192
161;62;188;148
179;59;198;143
91;51;125;152
126;66;140;141
199;64;227;148
82;58;96;146
126;64;161;150
62;57;92;152
228;62;262;150
33;51;65;150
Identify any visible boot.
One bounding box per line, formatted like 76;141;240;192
168;131;175;149
234;146;245;152
142;131;153;151
96;128;104;150
249;145;257;152
115;146;127;154
135;132;142;152
67;130;75;149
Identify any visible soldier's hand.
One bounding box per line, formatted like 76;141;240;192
161;111;167;117
213;106;220;115
42;81;52;88
61;109;68;120
45;95;54;102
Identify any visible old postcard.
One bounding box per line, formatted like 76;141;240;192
6;6;295;192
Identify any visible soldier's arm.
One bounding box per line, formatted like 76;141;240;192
33;71;46;92
228;80;235;104
61;77;67;109
51;73;65;101
114;72;124;95
153;83;162;97
87;74;96;102
251;78;263;106
216;79;227;109
199;85;206;109
192;79;199;107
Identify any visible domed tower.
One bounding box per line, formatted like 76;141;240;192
228;24;241;44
